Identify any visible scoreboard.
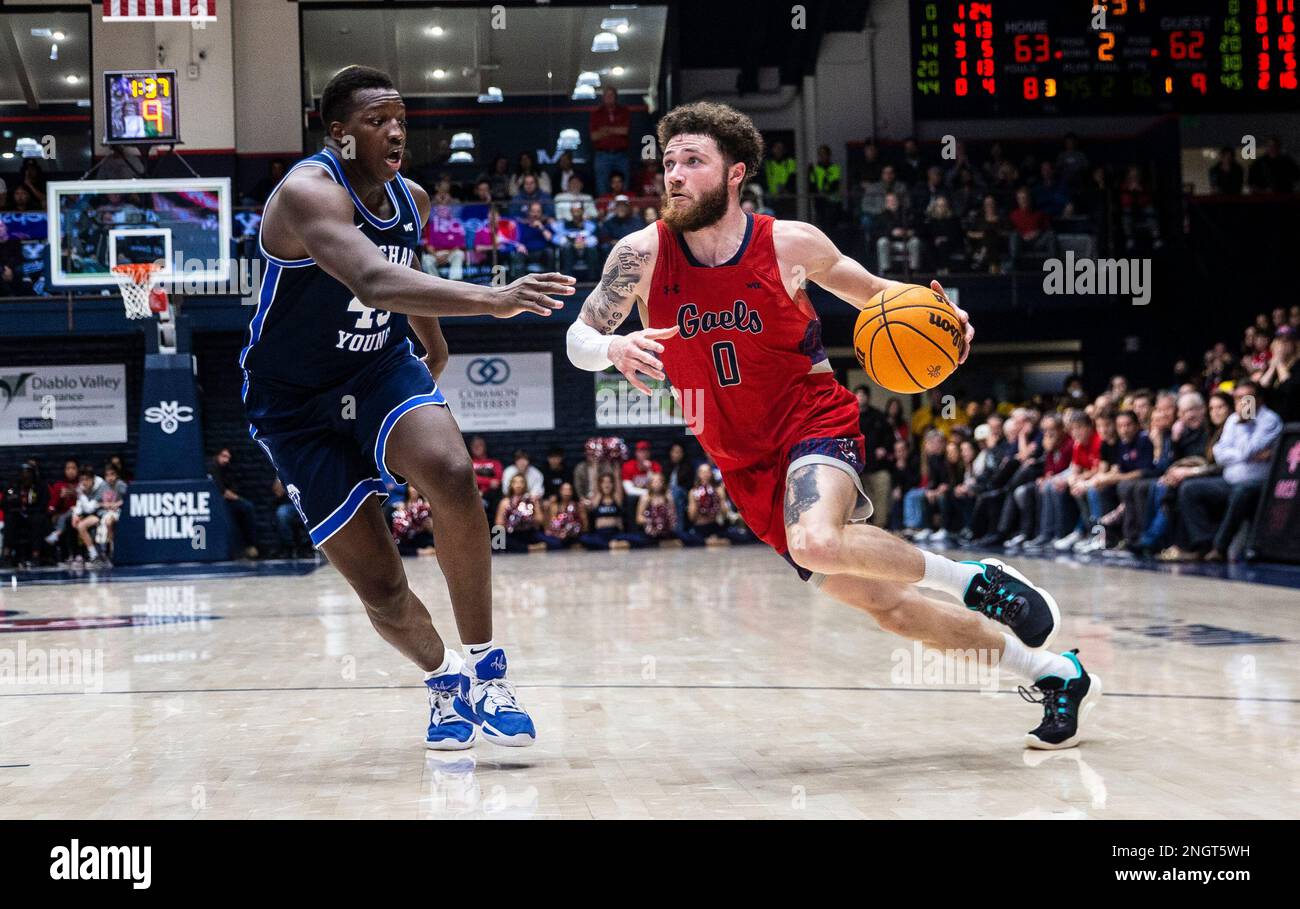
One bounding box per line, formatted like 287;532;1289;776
911;1;1300;117
104;69;181;145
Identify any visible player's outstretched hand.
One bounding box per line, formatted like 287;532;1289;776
608;326;680;395
487;272;576;318
931;279;973;363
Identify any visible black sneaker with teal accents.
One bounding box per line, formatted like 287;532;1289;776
961;558;1061;650
1019;650;1103;750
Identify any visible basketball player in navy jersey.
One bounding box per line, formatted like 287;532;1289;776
243;66;575;749
567;102;1100;749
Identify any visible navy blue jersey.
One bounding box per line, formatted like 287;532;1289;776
240;148;425;390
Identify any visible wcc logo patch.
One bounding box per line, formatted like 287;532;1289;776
144;400;195;434
0;372;34;409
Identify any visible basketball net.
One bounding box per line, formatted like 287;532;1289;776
111;263;169;320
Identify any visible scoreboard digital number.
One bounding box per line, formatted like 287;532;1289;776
104;69;181;145
912;1;1300;117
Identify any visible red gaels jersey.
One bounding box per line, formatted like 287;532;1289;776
646;213;857;471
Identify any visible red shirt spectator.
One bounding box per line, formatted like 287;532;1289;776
589;91;631;153
621;441;662;497
424;207;466;252
47;459;80;516
1044;435;1075;477
1071;430;1102;471
472;456;503;495
473;214;522;252
1008;205;1050;240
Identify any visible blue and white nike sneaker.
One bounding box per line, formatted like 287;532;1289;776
425;665;477;751
454;648;537;747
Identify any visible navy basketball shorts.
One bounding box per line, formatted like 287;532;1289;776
243;347;447;548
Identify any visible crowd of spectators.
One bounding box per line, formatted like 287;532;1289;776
0;456;129;568
863;305;1299;563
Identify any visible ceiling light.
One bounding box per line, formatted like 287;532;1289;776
50;44;58;61
477;86;503;103
601;18;629;32
431;69;446;79
450;132;474;150
592;32;618;53
557;128;581;151
1;153;13;160
449;150;473;164
53;30;66;41
65;74;80;84
427;25;444;37
577;71;600;87
572;85;597;101
611;66;625;76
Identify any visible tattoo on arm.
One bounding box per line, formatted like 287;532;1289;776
784;465;821;527
582;243;651;334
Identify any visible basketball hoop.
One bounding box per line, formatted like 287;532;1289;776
112;263;169;320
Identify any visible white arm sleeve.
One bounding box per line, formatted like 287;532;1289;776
567;317;615;371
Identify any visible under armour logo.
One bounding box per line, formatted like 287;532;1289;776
144;400;195;434
746;281;761;289
662;283;680;294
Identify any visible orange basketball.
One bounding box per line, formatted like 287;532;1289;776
852;284;963;393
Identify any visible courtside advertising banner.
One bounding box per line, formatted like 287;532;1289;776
441;352;555;431
0;364;127;446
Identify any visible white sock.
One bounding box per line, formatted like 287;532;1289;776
915;551;982;600
424;648;463;680
86;544;99;560
463;640;494;675
997;633;1078;684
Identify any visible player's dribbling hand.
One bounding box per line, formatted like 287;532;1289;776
608;325;680;395
488;272;576;317
931;280;973;363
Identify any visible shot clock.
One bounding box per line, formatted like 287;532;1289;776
104;69;181;145
911;1;1300;117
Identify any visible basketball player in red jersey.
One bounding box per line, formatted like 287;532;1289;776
567;103;1101;749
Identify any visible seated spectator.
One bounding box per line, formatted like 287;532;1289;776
93;463;128;560
553;203;601;279
1258;326;1300;421
1118;166;1163;252
516;201;557;272
621;440;662;519
989;161;1021;212
919;196;965;272
888;438;921;531
599;195;645;251
420;205;466;280
0;220;23;297
1004;413;1073;550
1075;410;1153;552
271;477;310;558
964;195;1009;273
1208;147;1244;195
209;447;259;559
1032;161;1070;218
574;439;621;501
579;473;638;550
552;174;598;221
502;450;545;498
543;482;587;548
551;151;587;201
472;205;526;275
910;166;947;215
903;430;949;539
43;458;81;559
665;441;696;531
540;447;568;502
595;171;629;219
1056;133;1091;191
460;179;495;222
873;191;920;274
469;436;504;515
642;205;660;225
65;467;103;565
508;151;552;197
1169;382;1282;561
809;144;842;225
1143;391;1232;555
968;411;1036;546
1244;330;1273;377
429;172;459;207
859;163;905;237
495;474;558;553
947;165;983;220
626;472;700;547
484;155;512;200
685;464;743;544
509;172;553;218
1007;187;1057;269
3;461;50;567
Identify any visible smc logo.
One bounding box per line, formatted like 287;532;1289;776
144;400;195;434
467;357;510;385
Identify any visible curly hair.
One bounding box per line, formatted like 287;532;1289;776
656;101;764;188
